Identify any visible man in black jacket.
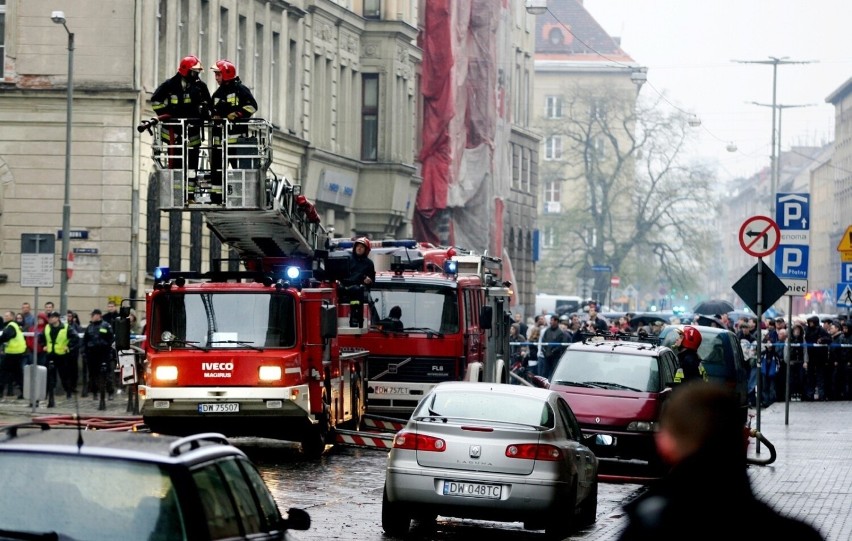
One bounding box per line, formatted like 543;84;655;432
146;55;212;171
209;59;259;201
618;382;824;541
82;309;115;407
803;315;831;401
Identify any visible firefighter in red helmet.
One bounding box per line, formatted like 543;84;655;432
209;59;259;202
346;237;375;288
143;55;212;171
674;325;703;382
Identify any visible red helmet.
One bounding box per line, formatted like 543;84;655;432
681;325;702;351
178;55;203;76
354;237;371;254
210;59;237;82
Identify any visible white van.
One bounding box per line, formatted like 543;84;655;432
535;294;582;316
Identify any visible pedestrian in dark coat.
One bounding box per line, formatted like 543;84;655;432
803;315;831;401
618;382;825;541
82;309;115;401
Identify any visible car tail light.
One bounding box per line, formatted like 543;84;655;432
505;444;563;461
393;431;446;452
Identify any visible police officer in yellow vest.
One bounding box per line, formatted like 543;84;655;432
0;311;27;399
40;311;81;404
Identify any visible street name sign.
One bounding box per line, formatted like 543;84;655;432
739;215;780;258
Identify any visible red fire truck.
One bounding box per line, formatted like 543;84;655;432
117;119;367;457
331;239;513;418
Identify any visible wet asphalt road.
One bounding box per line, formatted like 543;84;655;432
235;439;644;540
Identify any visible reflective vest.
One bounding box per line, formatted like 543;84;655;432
45;324;71;355
4;322;26;354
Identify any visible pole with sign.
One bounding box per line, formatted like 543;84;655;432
774;193;810;423
838;225;852;316
734;216;783;447
21;234;55;412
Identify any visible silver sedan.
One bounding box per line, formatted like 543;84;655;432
382;382;599;539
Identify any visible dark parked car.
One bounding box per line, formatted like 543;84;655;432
383;382;599;539
544;337;679;476
0;423;310;540
658;324;750;423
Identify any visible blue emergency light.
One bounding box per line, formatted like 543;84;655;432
153;266;170;281
443;260;458;276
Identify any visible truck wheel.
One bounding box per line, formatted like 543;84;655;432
301;416;329;459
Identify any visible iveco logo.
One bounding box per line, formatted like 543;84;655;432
202;362;234;370
595;417;601;424
469;445;481;458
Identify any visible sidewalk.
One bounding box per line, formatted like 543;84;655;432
578;399;852;541
0;386;141;425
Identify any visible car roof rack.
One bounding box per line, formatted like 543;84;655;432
169;433;231;457
0;421;52;440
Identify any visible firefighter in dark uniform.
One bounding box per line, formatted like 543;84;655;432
209;59;258;203
40;311;81;404
0;311;27;399
82;309;115;409
144;55;212;172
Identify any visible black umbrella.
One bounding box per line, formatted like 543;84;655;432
695;314;725;328
629;313;671;328
692;299;735;315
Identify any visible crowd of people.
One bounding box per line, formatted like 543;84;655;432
0;300;142;408
508;305;852;402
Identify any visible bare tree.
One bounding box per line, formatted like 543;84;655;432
536;85;717;306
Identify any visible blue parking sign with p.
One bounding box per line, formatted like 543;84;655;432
775;193;809;230
775;245;809;279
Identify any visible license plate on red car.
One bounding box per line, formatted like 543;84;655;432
442;480;502;499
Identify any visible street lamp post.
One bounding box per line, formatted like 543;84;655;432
733;56;816;215
51;11;74;316
749;101;816;195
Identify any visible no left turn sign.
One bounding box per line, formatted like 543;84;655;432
739;215;781;258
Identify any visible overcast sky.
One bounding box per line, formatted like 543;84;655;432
582;0;852;182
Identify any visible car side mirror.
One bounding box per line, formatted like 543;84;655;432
282;507;311;531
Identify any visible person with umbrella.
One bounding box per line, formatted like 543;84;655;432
693;299;735;316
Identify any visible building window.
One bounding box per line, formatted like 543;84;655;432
156;0;168;82
0;0;6;78
361;74;379;161
590;100;606;121
364;0;381;19
593;135;606;160
219;7;229;60
544;181;560;204
545;95;563;119
543;226;556;248
238;15;247;81
548;28;563;45
544;136;562;161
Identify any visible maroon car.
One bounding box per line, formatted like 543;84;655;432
544;337;679;480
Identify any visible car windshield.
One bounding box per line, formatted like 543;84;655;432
551;350;661;392
416;390;554;428
0;452;186;540
150;292;297;349
369;284;460;334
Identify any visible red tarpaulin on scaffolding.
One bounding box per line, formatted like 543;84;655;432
415;0;515;298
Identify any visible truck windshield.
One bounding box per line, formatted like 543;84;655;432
369;285;460;334
150;292;296;349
